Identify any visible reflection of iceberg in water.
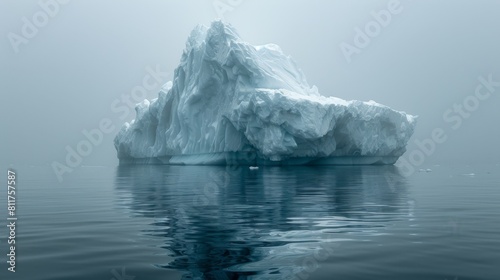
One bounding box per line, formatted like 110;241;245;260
114;165;412;279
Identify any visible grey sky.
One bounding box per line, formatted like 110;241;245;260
1;0;499;171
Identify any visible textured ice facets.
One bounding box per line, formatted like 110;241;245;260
114;21;416;165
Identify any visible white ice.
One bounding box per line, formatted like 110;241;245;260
114;21;417;165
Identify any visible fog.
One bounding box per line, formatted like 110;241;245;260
2;0;499;173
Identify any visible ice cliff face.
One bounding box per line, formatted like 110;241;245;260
114;21;416;165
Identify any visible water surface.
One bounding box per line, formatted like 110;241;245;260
1;164;499;279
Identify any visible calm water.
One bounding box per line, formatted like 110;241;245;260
0;164;499;280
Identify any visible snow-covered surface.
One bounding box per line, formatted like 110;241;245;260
114;21;417;165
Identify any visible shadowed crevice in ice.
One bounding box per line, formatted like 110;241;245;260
114;21;416;165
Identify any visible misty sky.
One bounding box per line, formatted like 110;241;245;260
1;0;500;172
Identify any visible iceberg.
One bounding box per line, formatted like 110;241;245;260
114;21;416;165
